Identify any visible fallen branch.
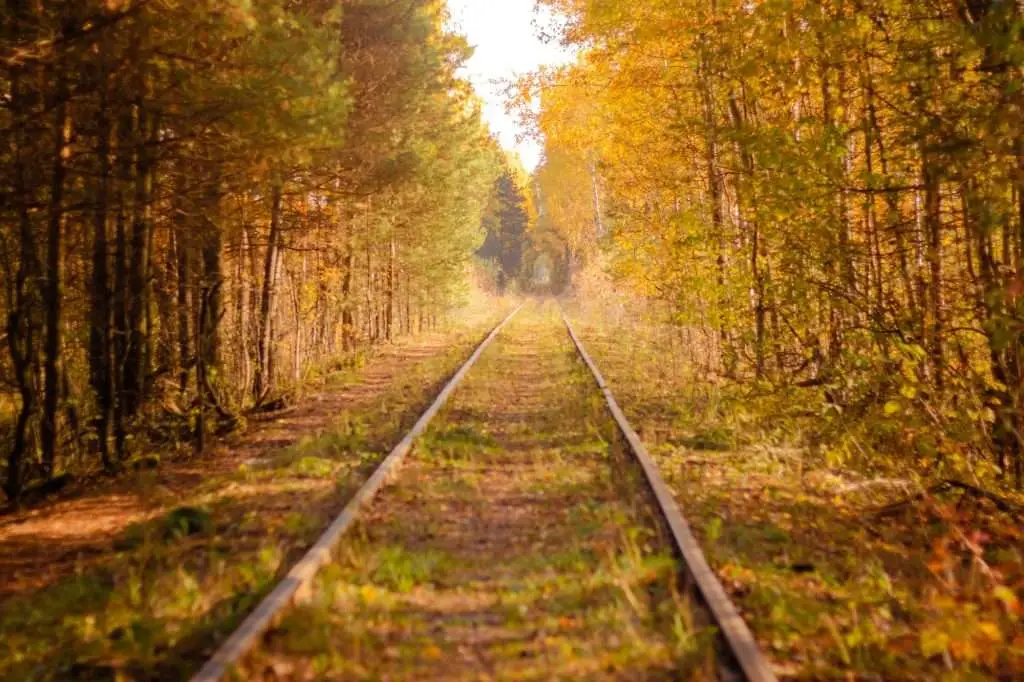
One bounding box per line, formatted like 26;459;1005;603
837;478;914;495
873;479;1023;518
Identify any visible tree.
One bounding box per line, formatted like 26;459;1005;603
0;0;502;500
478;155;535;292
533;0;1024;485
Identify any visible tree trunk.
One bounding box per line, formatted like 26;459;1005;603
366;246;374;342
922;151;943;389
41;35;70;479
405;270;411;335
90;85;115;473
386;237;395;342
237;220;251;393
196;166;223;453
200;176;223;374
727;91;766;379
867;74;917;324
125;104;156;416
173;176;191;396
4;12;43;499
590;160;604;237
342;242;355;351
254;182;282;402
292;263;302;384
112;107;134;461
698;29;733;376
862;59;885;327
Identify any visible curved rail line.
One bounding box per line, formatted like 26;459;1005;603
562;311;777;682
192;305;523;682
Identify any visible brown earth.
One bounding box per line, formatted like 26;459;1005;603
0;319;504;681
0;334;465;599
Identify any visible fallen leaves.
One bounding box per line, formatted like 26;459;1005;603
573;314;1024;680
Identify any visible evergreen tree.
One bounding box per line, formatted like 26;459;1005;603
0;0;500;500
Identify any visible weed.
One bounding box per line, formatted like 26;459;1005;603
0;319;498;681
290;456;336;478
248;303;698;679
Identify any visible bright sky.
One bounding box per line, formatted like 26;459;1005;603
446;0;571;171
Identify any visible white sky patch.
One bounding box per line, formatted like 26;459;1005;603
447;0;571;171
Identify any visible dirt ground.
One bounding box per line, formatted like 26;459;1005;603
0;321;498;680
567;306;1024;680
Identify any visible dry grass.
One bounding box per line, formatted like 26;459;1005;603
0;316;502;681
248;302;711;681
565;301;1024;681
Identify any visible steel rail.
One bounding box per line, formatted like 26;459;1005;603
562;311;777;682
191;304;523;682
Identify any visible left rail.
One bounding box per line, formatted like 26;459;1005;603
192;304;523;682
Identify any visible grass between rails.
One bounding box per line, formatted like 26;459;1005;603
567;307;1024;681
0;318;502;682
249;302;713;681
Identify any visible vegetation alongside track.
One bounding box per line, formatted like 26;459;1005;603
568;303;1024;680
247;303;712;681
5;0;1024;679
0;314;501;681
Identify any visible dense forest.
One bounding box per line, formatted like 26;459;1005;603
531;0;1024;488
477;161;534;293
2;1;1024;679
0;0;517;501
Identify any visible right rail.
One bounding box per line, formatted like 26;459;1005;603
562;311;777;682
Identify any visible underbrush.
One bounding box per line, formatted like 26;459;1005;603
568;304;1024;680
0;320;497;680
247;303;712;680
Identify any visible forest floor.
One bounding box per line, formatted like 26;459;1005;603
4;300;1022;681
568;304;1024;680
0;313;502;681
249;302;711;681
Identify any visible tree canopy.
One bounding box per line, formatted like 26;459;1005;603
531;0;1024;488
0;0;502;500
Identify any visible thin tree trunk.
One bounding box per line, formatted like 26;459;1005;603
923;151;943;389
386;237;395;342
405;270;411;335
590;160;603;237
366;246;373;342
112;108;133;461
698;23;733;375
173;176;191;396
41;35;70;479
862;59;885;327
342;242;355;351
196;165;223;452
237;218;251;393
90;83;115;473
292;262;302;384
728;91;766;379
254;182;282;402
867;75;917;323
125;103;155;416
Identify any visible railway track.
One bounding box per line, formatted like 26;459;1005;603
192;302;776;681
